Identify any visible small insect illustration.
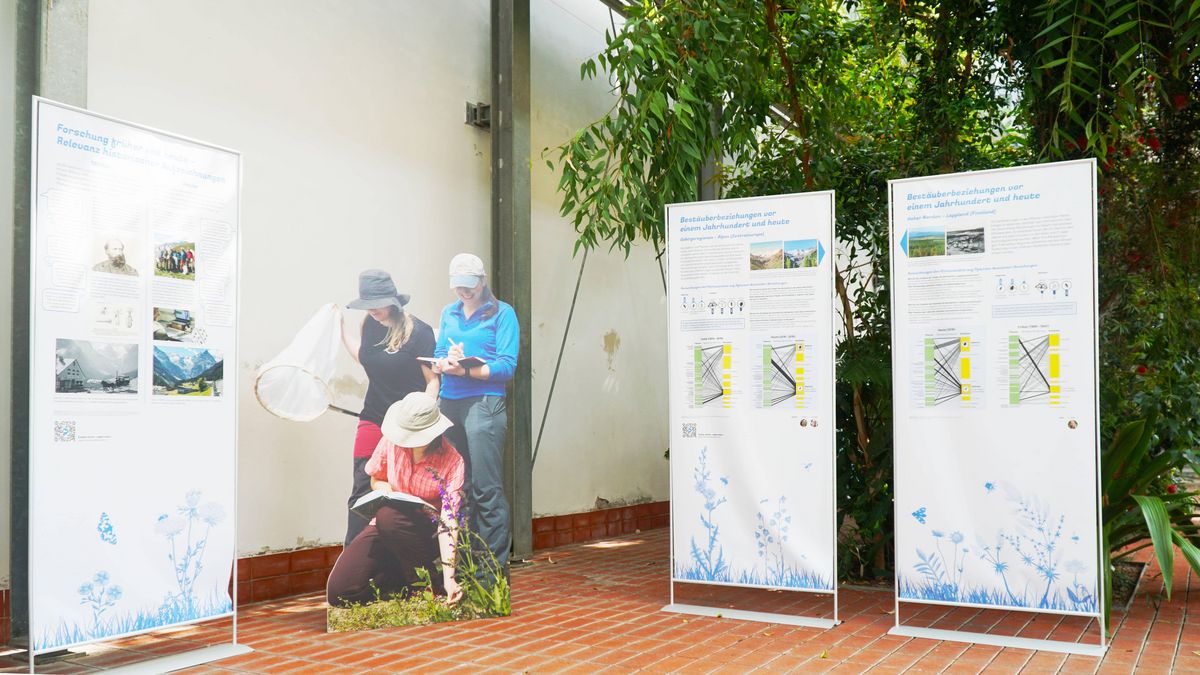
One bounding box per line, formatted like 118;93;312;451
97;512;117;545
911;507;927;524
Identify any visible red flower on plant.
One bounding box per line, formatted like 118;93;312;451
1136;365;1148;375
1174;94;1189;110
1147;136;1161;152
1168;484;1178;494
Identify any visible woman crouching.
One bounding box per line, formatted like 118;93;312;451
327;392;464;606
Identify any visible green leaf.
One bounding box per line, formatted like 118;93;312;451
1133;494;1175;599
1103;20;1141;39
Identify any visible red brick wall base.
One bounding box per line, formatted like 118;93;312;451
0;500;670;645
533;500;669;550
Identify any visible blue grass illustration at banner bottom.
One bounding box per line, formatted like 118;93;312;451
674;447;830;590
35;589;232;652
900;484;1097;613
35;492;232;652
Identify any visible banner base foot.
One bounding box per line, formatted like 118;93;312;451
662;603;837;629
888;625;1107;657
106;643;253;674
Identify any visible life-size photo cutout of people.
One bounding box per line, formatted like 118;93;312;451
326;392;510;630
430;253;519;588
335;269;438;547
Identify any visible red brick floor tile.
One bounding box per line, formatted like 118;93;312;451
16;528;1188;675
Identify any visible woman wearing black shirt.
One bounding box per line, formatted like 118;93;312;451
337;269;438;545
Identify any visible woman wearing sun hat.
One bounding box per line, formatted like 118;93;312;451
326;392;466;606
431;253;519;579
336;269;438;546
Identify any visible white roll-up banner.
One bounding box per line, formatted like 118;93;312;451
667;192;836;595
889;159;1101;617
28;98;241;653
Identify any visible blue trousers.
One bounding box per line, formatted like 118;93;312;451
440;394;510;575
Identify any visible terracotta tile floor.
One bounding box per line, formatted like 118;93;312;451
3;527;1198;673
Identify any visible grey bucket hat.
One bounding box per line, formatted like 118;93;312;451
347;269;410;310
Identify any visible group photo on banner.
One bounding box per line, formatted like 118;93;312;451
254;255;516;632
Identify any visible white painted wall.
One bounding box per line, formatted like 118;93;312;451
529;0;669;515
0;0;17;588
0;0;669;564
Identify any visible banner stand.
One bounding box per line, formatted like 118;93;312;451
105;643;254;675
23;97;249;673
663;603;838;630
887;623;1106;657
662;192;840;631
886;160;1106;659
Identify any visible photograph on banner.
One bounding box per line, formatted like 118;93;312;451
55;338;139;395
91;232;143;277
28;99;239;653
667;193;836;597
154;235;197;281
891;160;1100;615
152;345;224;397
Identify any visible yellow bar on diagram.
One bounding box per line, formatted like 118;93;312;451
1049;353;1060;378
1048;333;1060;347
960;357;970;379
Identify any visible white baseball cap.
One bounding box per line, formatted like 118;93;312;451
448;253;486;289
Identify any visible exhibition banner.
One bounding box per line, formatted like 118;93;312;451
667;192;836;598
889;160;1101;618
28;99;240;652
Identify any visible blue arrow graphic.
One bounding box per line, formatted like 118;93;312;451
900;231;909;256
817;241;826;266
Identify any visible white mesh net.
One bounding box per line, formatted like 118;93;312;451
253;304;344;422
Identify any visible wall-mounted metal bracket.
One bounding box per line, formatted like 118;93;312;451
465;101;492;129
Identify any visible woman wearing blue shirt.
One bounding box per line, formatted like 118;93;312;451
432;253;519;578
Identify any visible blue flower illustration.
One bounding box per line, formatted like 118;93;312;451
911;507;927;524
78;570;122;636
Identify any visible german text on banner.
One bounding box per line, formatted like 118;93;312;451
889;160;1101;616
667;192;836;592
28;99;241;652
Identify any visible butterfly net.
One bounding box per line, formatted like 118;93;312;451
254;304;344;421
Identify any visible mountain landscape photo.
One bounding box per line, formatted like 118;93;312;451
55;339;139;394
749;241;784;270
153;345;223;396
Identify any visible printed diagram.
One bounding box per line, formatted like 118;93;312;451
692;343;732;408
759;341;811;409
923;335;974;407
680;294;745;316
1009;332;1061;405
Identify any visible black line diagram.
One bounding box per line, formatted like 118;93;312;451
759;341;807;408
692;343;731;408
922;335;974;407
1008;332;1061;405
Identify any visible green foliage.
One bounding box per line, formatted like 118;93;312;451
326;526;510;632
550;0;1200;587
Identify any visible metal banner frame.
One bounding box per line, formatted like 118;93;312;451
885;160;1106;657
662;192;840;630
23;97;251;672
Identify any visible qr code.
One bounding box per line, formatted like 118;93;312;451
682;422;697;438
54;420;76;442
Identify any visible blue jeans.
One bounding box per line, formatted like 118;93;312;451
441;394;510;575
